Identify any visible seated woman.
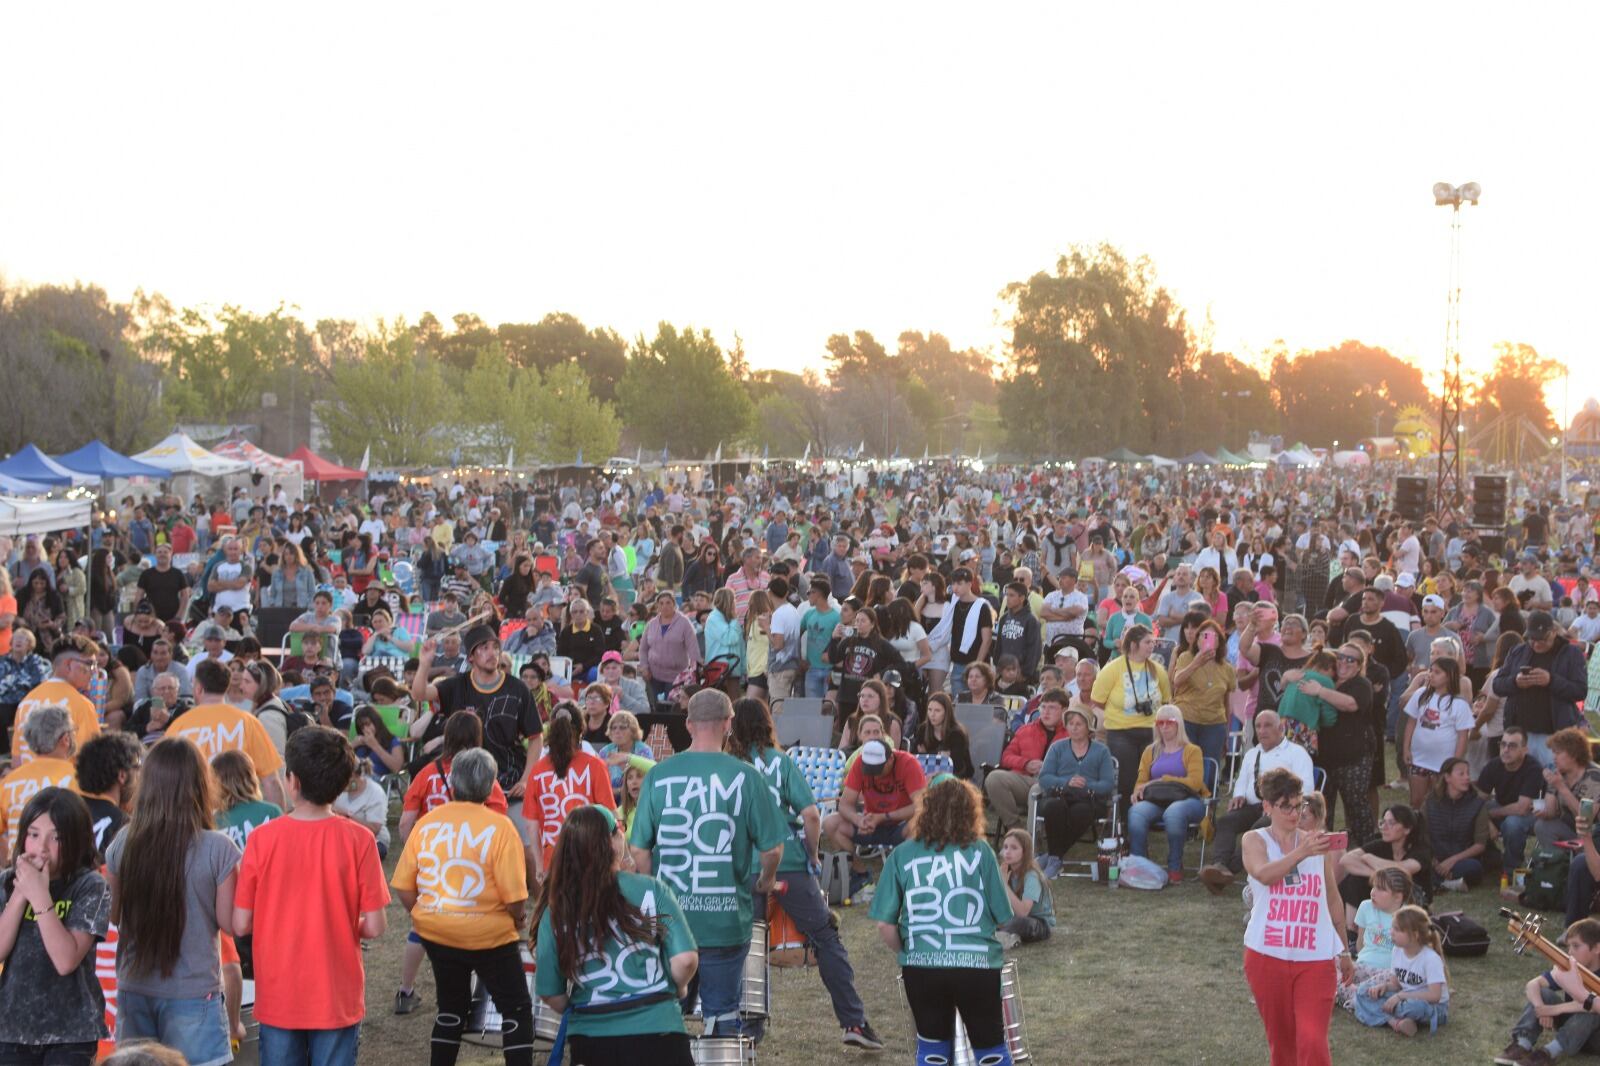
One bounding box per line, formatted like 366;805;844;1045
961;661;1005;712
360;607;418;661
841;679;903;752
1534;725;1600;849
911;693;974;779
1339;803;1433;908
1423;756;1491;892
597;710;656;801
1037;704;1115;879
1127;704;1210;884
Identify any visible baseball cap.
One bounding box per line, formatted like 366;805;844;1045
1526;611;1557;638
1421;594;1446;610
1395;572;1416;588
859;739;891;776
600;650;624;665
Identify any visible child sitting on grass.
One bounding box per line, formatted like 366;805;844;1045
1336;867;1411;1011
1353;904;1449;1035
1497;917;1600;1064
996;828;1055;948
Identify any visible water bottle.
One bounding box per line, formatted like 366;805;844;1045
1108;859;1120;889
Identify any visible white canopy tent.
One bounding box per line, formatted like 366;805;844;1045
131;432;251;500
0;496;92;537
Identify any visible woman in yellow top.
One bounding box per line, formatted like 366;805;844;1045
1128;705;1211;884
1090;624;1171;805
1170;612;1237;779
743;588;774;703
391;747;532;1066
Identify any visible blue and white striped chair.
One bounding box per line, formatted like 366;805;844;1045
915;753;954;779
790;746;847;815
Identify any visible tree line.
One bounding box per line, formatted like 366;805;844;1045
0;246;1563;466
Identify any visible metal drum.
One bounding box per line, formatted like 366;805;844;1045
896;959;1030;1065
692;920;770;1021
464;944;550;1048
691;1036;757;1065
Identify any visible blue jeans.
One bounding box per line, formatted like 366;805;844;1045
1183;721;1228;790
1442;856;1485;885
1128;797;1206;872
777;869;866;1028
805;667;831;699
1385;681;1406;743
949;669;971;699
1352;984;1449;1032
118;989;232;1066
258;1022;361;1066
1498;813;1537;868
1526;732;1554;769
682;942;751;1038
1568;847;1599;929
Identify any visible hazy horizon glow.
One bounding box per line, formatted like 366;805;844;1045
3;3;1596;422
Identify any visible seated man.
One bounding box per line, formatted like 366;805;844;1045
124;673;193;744
823;727;926;898
504;602;558;657
985;689;1069;833
1477;725;1543;870
425;592;468;634
1197;711;1313;892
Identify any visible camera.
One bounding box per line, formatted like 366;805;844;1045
1133;699;1155;716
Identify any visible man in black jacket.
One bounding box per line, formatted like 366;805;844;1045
1492;611;1590;768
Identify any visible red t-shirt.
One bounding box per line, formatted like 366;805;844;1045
403;757;509;816
521;750;616;860
844;750;928;815
235;814;390;1029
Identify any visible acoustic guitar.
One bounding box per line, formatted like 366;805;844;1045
1501;907;1600;998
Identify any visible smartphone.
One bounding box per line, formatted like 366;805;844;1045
1325;831;1348;850
1518;667;1536;676
1583;798;1596;825
1200;630;1218;654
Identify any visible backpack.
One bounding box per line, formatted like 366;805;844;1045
1521;845;1574;912
819;852;854;906
767;892;818;968
1430;911;1491;958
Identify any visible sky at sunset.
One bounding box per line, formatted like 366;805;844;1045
2;3;1595;420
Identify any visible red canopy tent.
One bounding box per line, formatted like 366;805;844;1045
284;446;366;482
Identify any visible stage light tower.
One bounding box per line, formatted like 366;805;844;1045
1432;181;1480;519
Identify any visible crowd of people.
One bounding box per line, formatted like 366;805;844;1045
0;454;1598;1065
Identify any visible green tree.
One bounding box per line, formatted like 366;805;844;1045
141;301;307;419
529;361;622;463
1189;352;1277;450
495;313;629;402
617;323;753;456
1269;340;1431;446
318;323;459;466
459;342;539;460
1471;342;1562;438
998;244;1192;458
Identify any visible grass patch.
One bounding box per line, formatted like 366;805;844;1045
279;768;1558;1064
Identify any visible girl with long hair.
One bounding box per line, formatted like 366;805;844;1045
533;804;698;1066
352;705;405;775
912;693;974;779
871;775;1014;1066
0;787;110;1059
19;568;64;648
212;750;280;1045
1340;804;1434;907
1351;904;1449;1035
521;708;615;884
915;572;950;697
106;737;239;1065
996;828;1054;947
1399;657;1473;810
743;589;775;702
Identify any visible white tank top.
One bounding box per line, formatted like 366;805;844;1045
1242;827;1342;962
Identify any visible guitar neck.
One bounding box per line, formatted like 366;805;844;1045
1524;933;1600;997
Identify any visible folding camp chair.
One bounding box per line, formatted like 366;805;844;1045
1027;756;1121;879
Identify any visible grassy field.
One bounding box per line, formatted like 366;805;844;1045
240;769;1559;1065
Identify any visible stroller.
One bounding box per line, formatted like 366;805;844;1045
660;653;742;711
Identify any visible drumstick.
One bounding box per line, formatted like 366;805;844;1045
430;609;495;643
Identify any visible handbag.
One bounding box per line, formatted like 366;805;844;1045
1142;780;1197;805
1049;784;1096;804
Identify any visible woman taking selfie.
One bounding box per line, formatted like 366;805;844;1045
1241;767;1353;1066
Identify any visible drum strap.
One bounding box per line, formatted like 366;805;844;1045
546;990;677;1064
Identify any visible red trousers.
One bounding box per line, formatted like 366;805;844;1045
1243;948;1335;1066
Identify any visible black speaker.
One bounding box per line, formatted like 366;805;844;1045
1473;475;1508;528
1477;533;1506;559
1394;476;1430;523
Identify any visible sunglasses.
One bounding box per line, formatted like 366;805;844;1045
1336;654;1361;664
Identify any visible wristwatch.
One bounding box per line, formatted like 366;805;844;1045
1584;992;1596;1013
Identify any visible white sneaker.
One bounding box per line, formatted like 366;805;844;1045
996;931;1021;950
1438;878;1467;893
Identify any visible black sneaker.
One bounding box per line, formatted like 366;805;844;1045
394;988;422;1015
842;1023;885;1050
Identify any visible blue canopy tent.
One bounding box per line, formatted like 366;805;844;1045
0;472;51;494
52;440;169;480
0;444;97;488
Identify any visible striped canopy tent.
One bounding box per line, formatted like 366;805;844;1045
212;438;303;478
